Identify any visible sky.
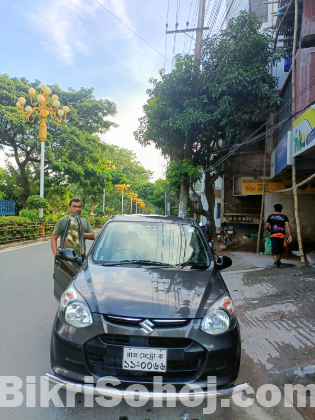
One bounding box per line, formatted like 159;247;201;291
0;0;226;180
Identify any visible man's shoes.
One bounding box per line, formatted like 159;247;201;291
277;260;281;268
274;262;278;268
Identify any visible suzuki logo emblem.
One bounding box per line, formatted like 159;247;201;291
139;319;154;336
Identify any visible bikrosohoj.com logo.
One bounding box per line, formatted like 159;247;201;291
1;375;314;412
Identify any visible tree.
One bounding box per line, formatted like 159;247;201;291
136;12;284;235
0;75;118;208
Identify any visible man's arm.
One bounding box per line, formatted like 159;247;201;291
84;232;95;240
50;234;59;258
265;222;270;231
285;221;292;243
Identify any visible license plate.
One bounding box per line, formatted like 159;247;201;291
122;347;167;372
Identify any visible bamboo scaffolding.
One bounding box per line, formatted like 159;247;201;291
291;0;306;265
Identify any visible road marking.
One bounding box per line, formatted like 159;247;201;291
0;241;49;253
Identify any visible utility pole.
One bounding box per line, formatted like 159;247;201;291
291;0;305;264
166;0;208;61
166;0;207;217
194;0;207;60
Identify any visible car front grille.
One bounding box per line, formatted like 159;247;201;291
85;334;206;382
100;334;192;348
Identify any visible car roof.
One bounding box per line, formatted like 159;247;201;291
110;214;196;225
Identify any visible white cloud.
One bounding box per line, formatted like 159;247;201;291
24;0;101;65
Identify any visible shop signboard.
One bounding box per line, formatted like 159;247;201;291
242;179;283;195
293;106;315;157
270;131;292;177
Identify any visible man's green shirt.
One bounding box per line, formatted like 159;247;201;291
52;215;93;236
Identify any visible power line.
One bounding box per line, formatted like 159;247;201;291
93;0;171;63
183;0;195;54
188;0;199;54
204;78;315;171
172;0;182;69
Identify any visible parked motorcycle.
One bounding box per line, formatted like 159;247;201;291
201;221;215;250
216;222;231;246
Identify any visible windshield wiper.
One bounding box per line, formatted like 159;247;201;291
100;260;173;267
176;261;209;268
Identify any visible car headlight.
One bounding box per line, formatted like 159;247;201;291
200;293;236;335
59;286;93;328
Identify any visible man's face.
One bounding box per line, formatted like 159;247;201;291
69;201;82;215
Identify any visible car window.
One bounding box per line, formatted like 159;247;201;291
92;221;210;266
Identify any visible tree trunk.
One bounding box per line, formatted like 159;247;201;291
178;179;189;217
204;171;219;250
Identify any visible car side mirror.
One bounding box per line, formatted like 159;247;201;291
58;248;83;264
216;256;232;270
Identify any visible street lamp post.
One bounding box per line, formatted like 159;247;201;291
16;84;69;232
103;180;106;213
135;198;143;214
116;184;130;214
129;191;137;214
103;162;115;213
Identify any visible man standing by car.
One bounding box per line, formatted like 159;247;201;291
50;198;95;259
265;203;292;267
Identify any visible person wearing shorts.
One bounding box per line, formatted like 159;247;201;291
265;204;292;268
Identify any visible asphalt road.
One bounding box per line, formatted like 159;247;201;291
0;241;308;420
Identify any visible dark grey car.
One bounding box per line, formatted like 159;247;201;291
45;215;247;399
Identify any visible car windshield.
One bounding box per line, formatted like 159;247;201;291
92;221;210;267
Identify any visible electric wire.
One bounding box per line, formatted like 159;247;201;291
93;0;171;63
188;0;199;54
183;0;195;54
203;77;315;166
204;78;315;171
172;0;182;69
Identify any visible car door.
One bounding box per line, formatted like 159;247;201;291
53;215;86;301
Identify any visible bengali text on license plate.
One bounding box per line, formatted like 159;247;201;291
122;347;167;372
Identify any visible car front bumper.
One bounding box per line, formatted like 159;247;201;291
44;372;248;400
50;312;242;389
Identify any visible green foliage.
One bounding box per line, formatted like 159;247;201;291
201;11;285;139
0;74;118;208
26;195;49;210
0;216;39;244
19;209;39;221
167;160;203;192
135;11;285;219
0;216;32;224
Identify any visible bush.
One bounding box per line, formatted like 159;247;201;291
0;216;40;244
94;216;109;228
27;195;50;210
19;209;39;221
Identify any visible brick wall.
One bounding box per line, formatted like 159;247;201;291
296;47;315;115
301;0;315;47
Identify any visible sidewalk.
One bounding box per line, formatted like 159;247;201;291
222;251;315;419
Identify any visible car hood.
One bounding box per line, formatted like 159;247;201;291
74;259;225;319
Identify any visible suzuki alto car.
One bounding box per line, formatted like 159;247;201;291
45;214;247;398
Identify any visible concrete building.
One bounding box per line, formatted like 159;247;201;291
217;0;315;250
265;0;315;249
